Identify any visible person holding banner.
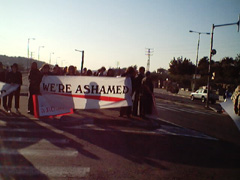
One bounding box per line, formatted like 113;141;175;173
141;71;154;118
0;62;7;111
132;66;145;116
120;66;136;117
40;64;52;75
66;65;77;76
28;62;42;115
6;63;22;114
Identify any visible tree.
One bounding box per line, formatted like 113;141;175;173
168;57;195;89
197;56;209;76
169;57;195;75
218;57;239;84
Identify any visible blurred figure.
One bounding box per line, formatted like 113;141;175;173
28;62;42;115
6;63;22;114
63;66;68;75
93;71;98;76
224;87;232;102
0;62;7;110
120;66;136;117
82;68;87;75
66;65;76;76
40;64;52;75
141;71;154;118
132;66;145;116
86;69;93;76
75;66;80;75
52;65;61;75
106;68;115;77
98;66;106;76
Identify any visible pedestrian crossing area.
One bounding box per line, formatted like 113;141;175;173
0;115;217;179
0;117;91;179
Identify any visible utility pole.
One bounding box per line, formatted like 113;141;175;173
49;52;54;64
27;38;35;70
206;14;239;108
30;52;34;67
189;30;210;91
38;46;44;61
145;48;154;71
75;49;84;74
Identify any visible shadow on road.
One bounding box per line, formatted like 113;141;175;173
0;109;99;179
46;112;240;170
0;109;49;179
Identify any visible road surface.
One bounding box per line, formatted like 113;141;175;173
0;76;239;179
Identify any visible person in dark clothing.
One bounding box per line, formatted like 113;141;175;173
132;66;145;116
40;64;52;76
66;65;76;76
120;66;136;117
6;63;22;114
141;71;154;118
106;68;115;77
28;62;42;114
0;62;7;110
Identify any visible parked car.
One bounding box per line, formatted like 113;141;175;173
190;89;219;104
166;81;179;94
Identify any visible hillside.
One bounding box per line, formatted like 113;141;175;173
0;55;46;71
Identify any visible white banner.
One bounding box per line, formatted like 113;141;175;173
34;76;132;117
0;82;20;98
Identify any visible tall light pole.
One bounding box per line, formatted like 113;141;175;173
56;57;60;65
38;46;44;61
27;38;35;70
30;52;34;67
189;30;210;91
61;60;65;67
49;52;54;64
206;15;240;108
75;49;84;74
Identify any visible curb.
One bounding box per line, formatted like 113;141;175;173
208;106;222;113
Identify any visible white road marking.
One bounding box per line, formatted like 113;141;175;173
154;125;217;140
0;137;69;144
156;103;212;115
0;166;90;178
0;148;78;157
66;124;217;140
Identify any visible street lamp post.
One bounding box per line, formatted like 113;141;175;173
27;38;35;70
49;52;54;64
61;60;65;67
30;52;34;66
206;15;240;108
75;49;84;74
38;46;44;61
189;30;210;91
56;57;60;65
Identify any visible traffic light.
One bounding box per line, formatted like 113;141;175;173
212;72;216;80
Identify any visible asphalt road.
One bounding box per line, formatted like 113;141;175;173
0;76;239;179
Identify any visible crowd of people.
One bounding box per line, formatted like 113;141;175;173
0;62;22;114
0;62;154;118
119;66;154;118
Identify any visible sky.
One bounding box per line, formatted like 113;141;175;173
0;0;239;71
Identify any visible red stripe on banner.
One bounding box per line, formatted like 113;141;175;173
46;109;74;119
32;95;39;118
51;93;125;102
